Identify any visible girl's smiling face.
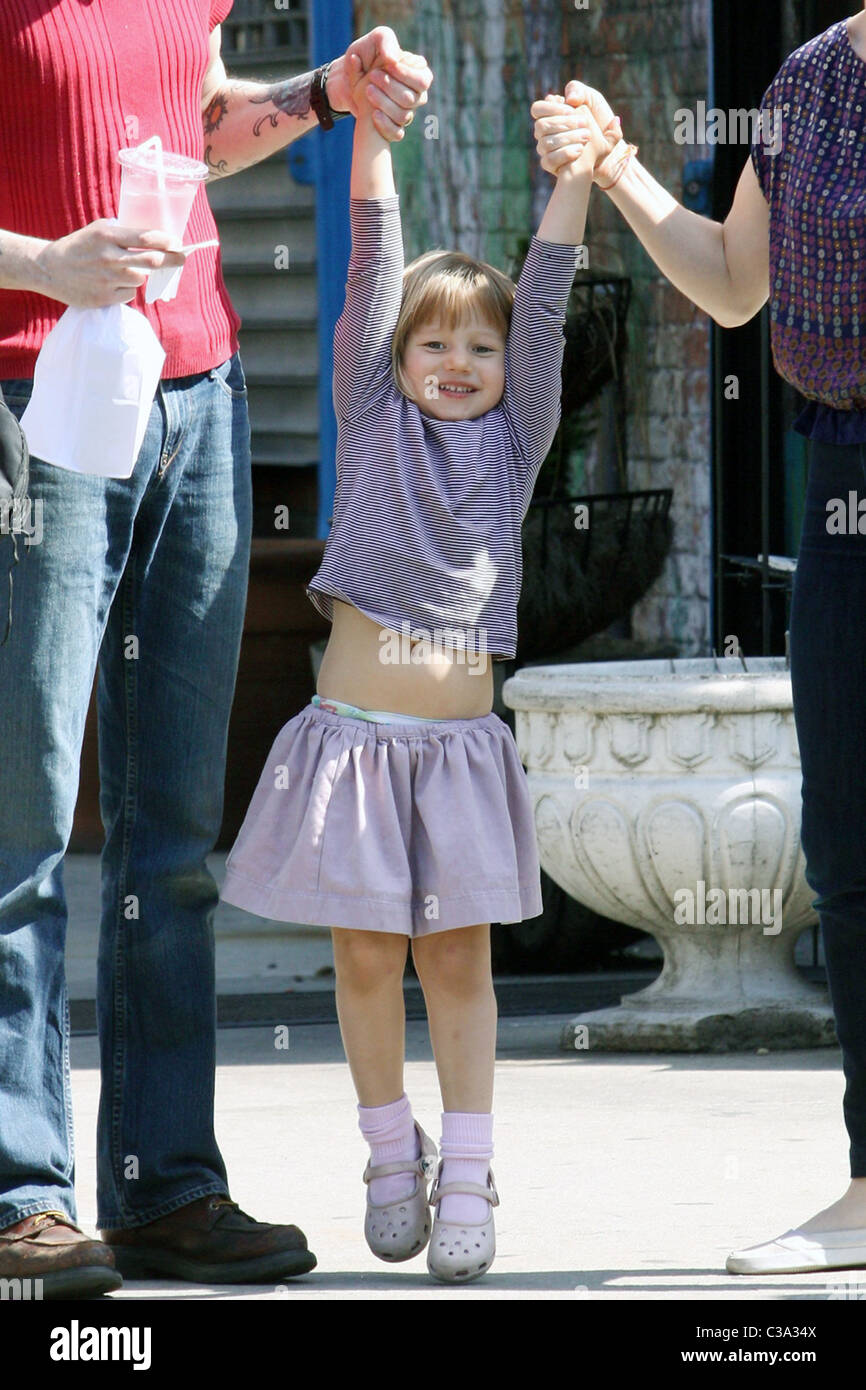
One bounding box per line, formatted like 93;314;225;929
400;314;507;420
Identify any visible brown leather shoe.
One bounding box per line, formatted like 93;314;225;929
101;1195;316;1283
0;1212;122;1299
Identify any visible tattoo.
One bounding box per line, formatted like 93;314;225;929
248;72;315;138
203;90;230;137
201;72;316;182
203;80;246;179
204;146;230;179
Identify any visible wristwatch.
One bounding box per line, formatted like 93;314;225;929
310;62;350;130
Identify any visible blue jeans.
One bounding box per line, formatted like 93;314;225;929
0;352;252;1229
789;438;866;1178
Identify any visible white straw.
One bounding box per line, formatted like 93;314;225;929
134;135;168;225
152;134;166;200
135;135;165;193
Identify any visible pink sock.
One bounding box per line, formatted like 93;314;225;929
358;1094;420;1206
437;1112;494;1225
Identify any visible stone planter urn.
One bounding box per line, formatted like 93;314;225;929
502;657;836;1052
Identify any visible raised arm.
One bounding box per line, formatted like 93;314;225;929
200;24;432;180
332;62;404;421
504;106;606;471
533;86;770;329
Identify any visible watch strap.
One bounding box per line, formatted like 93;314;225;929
311;62;350;130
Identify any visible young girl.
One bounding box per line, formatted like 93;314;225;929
221;65;609;1284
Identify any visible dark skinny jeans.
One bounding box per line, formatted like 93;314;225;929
790;437;866;1177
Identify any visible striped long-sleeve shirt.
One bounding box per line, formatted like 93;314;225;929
306;196;580;661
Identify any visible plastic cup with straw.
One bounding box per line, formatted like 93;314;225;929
117;135;214;303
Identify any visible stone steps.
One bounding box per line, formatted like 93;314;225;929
207;2;319;484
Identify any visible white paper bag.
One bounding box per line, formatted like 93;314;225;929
20;303;165;478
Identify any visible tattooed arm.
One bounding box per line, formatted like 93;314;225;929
201;25;432;182
201;70;317;181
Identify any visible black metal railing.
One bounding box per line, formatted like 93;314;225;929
517;488;674;661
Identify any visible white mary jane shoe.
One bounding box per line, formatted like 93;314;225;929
727;1226;866;1275
363;1123;438;1263
426;1164;499;1285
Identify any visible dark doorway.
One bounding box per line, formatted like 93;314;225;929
805;1;858;35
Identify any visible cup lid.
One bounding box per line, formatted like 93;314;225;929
117;146;209;183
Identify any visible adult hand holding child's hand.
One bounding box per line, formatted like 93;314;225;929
531;95;609;180
329;27;432;141
348;48;429;135
532;82;624;183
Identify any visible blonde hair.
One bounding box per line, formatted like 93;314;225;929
391;249;516;400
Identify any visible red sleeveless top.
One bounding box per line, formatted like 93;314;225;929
0;0;240;380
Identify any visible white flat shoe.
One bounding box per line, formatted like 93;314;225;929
363;1123;438;1263
426;1164;499;1285
727;1227;866;1274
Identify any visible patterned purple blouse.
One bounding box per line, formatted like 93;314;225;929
751;20;866;442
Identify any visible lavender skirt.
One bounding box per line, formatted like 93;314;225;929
219;702;543;936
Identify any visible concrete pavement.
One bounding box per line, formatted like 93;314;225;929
59;853;855;1300
67;1027;857;1301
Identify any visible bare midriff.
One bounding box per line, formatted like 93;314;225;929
316;598;495;719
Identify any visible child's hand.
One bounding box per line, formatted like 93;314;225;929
534;94;608;177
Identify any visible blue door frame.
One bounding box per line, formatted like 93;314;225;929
287;1;354;539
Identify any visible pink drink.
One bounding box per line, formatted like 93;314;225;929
117;143;209;300
118;185;200;241
117;146;208;241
